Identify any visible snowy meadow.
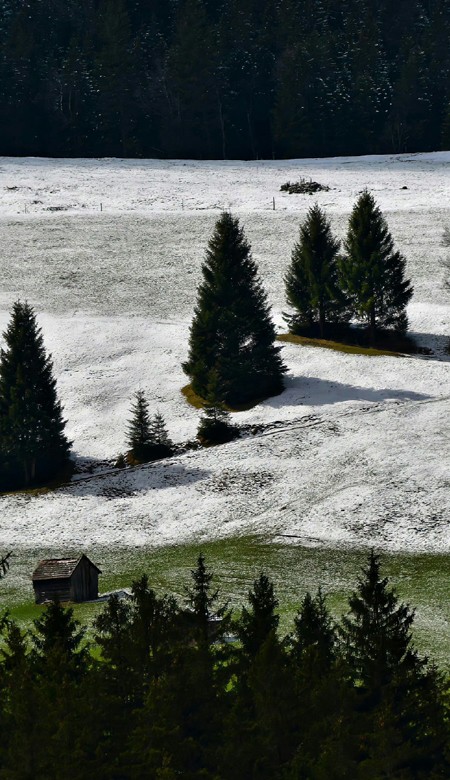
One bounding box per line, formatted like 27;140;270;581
0;153;449;655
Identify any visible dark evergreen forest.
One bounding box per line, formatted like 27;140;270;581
1;553;449;778
1;0;450;159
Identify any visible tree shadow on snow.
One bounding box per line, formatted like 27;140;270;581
265;375;432;409
66;459;210;498
408;331;450;361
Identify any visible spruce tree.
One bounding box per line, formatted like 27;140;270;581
148;411;174;457
183;212;286;407
126;390;152;462
285;204;347;337
339;190;413;344
340;551;450;776
237;573;279;660
0;301;71;489
32;599;88;679
197;369;238;445
127;393;173;462
340;551;424;694
291;589;336;671
184;553;229;644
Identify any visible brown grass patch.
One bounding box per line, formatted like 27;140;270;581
181;384;279;412
277;333;404;357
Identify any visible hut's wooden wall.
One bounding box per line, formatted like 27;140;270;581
33;578;71;604
71;558;99;601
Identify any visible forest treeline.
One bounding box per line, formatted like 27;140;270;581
1;0;450;159
0;552;449;779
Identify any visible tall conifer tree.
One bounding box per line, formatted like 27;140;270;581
0;302;71;489
237;573;279;661
340;550;449;776
285;204;347;337
183;212;286;406
340;550;422;692
339;190;413;343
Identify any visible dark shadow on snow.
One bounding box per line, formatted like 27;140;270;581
263;375;432;409
64;458;210;498
408;330;450;361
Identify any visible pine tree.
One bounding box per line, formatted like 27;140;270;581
31;598;88;677
237;573;279;660
126;390;152;462
183;212;286;407
148;411;174;457
285;204;347;337
184;553;230;644
197;368;238;445
340;551;450;776
129;574;178;685
0;301;71;489
291;588;335;670
340;550;422;693
339;190;413;343
127;392;173;463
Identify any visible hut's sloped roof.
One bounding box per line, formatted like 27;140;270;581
32;555;101;582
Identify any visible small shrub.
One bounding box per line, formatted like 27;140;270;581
115;453;126;469
197;409;239;446
280;179;330;195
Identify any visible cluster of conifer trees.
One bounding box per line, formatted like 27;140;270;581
285;190;413;341
0;552;448;778
1;0;450;159
0;192;414;489
184;196;413;412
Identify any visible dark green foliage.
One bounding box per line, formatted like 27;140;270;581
1;0;450;158
184;553;230;645
127;390;174;462
340;551;450;777
0;556;449;778
237;572;280;660
197;407;238;445
340;550;422;691
184;212;286;406
339;191;414;343
0;301;71;490
149;411;174;453
285;204;349;337
291;588;336;670
32;598;88;677
126;389;152;461
197;370;239;445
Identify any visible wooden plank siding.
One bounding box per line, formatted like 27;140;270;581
32;554;101;604
70;557;99;601
33;578;72;604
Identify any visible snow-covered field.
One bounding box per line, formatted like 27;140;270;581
0;153;449;556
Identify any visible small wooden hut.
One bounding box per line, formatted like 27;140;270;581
32;554;101;604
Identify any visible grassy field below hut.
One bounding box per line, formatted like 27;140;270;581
2;539;449;668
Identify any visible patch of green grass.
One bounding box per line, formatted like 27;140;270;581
277;332;403;358
3;539;449;667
